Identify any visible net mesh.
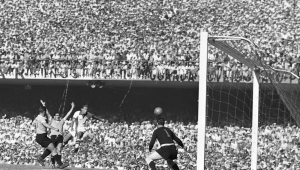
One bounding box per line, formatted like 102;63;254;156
206;83;294;127
207;38;298;127
204;40;297;169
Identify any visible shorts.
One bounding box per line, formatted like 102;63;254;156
69;129;76;137
69;129;85;138
156;145;178;160
51;135;63;147
36;133;52;148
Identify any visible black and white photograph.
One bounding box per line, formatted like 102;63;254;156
0;0;300;169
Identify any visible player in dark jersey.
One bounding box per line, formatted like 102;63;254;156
146;118;184;170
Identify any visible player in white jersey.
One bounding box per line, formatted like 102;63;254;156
63;104;104;153
43;101;74;168
33;103;69;169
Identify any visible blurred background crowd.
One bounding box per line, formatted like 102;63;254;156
1;0;300;169
0;84;298;170
1;114;300;170
0;115;197;169
1;0;300;82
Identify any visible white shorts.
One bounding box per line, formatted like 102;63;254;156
69;129;76;137
69;129;86;137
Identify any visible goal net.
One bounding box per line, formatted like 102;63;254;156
207;37;297;127
198;33;299;170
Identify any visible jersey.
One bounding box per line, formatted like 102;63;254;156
34;115;47;134
50;120;64;136
73;111;93;132
149;126;184;151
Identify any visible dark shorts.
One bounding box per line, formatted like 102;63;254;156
36;133;52;148
51;135;63;147
156;145;178;160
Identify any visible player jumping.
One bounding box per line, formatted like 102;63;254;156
33;104;69;169
146;118;184;170
41;100;75;168
62;104;104;153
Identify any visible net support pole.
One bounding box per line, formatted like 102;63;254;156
251;70;259;170
197;32;208;170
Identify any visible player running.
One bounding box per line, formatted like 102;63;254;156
41;100;75;168
62;104;104;153
33;103;69;169
146;118;184;170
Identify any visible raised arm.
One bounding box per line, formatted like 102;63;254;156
45;109;52;123
63;102;75;121
91;113;105;122
40;100;52;123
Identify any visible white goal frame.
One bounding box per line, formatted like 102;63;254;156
197;32;260;170
198;32;299;170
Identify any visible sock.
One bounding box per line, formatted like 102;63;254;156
41;149;51;159
171;163;180;170
149;161;157;170
53;154;63;166
51;156;55;165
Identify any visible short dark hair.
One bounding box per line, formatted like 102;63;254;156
81;104;88;109
38;106;46;113
157;118;165;126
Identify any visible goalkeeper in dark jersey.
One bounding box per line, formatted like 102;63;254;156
145;118;184;170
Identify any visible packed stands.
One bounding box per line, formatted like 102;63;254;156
1;0;300;169
0;0;300;82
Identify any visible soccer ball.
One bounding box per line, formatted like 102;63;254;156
154;107;163;115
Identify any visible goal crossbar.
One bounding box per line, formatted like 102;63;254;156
208;37;299;79
199;33;260;170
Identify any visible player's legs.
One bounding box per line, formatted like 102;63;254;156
37;142;57;166
55;142;64;168
74;131;85;153
56;143;62;155
82;131;91;142
36;134;57;166
77;131;84;139
63;132;73;147
145;151;163;170
50;135;57;167
48;142;69;168
167;159;180;170
51;135;64;168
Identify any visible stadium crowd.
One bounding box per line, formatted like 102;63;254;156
0;114;197;169
0;113;300;169
1;0;300;169
0;0;300;82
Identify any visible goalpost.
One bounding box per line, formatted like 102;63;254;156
197;32;260;170
198;32;300;170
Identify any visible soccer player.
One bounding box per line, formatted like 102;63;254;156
33;104;69;169
63;104;104;153
43;101;75;168
145;118;184;170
